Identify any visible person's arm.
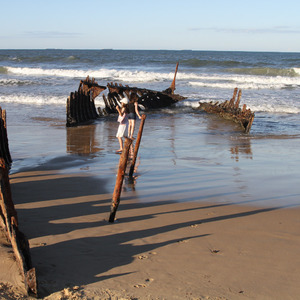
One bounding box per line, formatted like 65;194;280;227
134;102;142;119
116;105;124;116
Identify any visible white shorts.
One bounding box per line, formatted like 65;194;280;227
116;124;127;137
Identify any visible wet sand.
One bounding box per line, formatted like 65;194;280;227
1;112;300;299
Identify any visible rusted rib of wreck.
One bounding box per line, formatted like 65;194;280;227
0;107;12;168
66;76;106;127
101;62;186;115
197;88;255;133
0;158;37;297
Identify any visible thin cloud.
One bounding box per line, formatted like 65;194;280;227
20;31;83;38
189;26;300;34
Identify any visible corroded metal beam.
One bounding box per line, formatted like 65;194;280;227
197;88;255;133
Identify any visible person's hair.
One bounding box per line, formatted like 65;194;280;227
121;102;129;113
129;92;139;103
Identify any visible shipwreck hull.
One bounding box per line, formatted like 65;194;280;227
100;62;186;115
66;63;186;126
197;88;255;133
101;82;186;115
66;77;106;127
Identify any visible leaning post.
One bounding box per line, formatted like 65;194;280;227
129;114;146;178
108;137;133;223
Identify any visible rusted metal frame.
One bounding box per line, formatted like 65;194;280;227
84;92;91;121
0;109;12;168
109;138;133;223
88;91;99;119
77;91;84;123
198;88;255;133
74;91;81;124
1;110;12;166
0;159;37;297
107;83;183;110
79;76;106;101
83;91;92;120
129;115;146;177
69;92;77;126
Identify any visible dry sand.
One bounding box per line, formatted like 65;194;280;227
1;163;300;299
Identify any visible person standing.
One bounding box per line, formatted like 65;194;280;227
127;92;142;138
115;97;129;153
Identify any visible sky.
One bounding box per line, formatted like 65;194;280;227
1;0;300;52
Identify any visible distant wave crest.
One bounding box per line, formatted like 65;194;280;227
0;66;8;74
0;78;36;86
5;66;177;82
181;58;243;68
4;66;300;91
227;67;299;77
0;94;66;105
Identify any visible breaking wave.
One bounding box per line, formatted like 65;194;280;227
188;73;300;90
0;66;8;74
227;67;300;77
181;58;245;68
0;78;38;86
4;66;174;82
249;104;300;114
0;94;66;105
5;66;300;89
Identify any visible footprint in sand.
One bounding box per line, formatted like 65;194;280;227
209;248;220;254
134;278;154;288
137;252;157;260
138;254;148;260
178;239;189;243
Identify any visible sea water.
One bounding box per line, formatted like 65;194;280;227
1;49;299;134
1;49;300;207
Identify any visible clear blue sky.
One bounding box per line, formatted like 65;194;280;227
1;0;300;52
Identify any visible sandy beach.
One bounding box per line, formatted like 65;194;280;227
1;112;300;299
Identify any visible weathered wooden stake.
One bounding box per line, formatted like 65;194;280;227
108;138;133;223
129;114;146;178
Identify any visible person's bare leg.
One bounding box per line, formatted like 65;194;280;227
131;120;136;138
116;137;123;152
128;120;133;138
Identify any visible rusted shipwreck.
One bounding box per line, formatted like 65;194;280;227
197;88;255;133
66;76;106;127
0;106;37;297
102;62;186;115
66;63;186;126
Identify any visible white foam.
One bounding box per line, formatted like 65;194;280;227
6;66;300;88
0;94;66;105
249;104;300;114
293;68;300;75
5;66;175;82
177;100;200;108
0;78;34;86
188;73;300;90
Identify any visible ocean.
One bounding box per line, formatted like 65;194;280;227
1;49;300;207
1;49;299;132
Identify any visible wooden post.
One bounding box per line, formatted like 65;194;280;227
108;138;133;223
129;114;146;178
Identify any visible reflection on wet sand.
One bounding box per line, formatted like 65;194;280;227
230;142;252;162
203;113;253;161
66;125;102;156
